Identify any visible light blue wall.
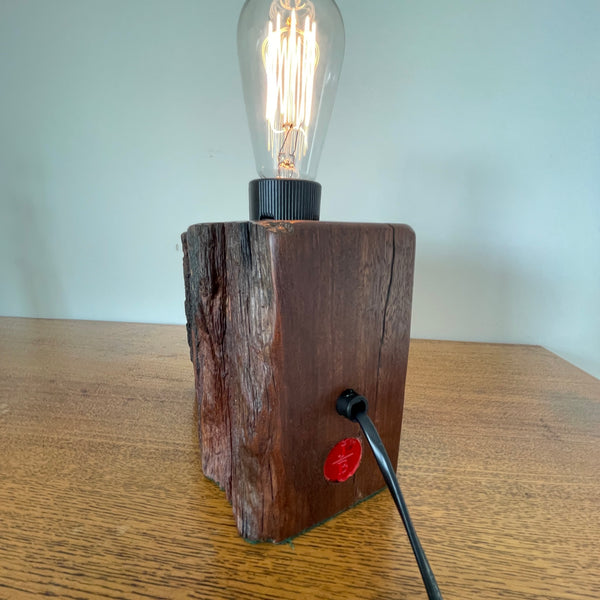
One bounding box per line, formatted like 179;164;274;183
1;0;599;378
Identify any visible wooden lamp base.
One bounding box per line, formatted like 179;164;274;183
182;221;415;542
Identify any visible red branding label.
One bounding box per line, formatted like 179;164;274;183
323;437;362;483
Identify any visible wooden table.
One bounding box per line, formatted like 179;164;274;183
1;317;598;600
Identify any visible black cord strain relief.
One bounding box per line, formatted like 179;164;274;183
336;389;369;422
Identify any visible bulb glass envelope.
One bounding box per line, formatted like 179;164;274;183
238;0;344;180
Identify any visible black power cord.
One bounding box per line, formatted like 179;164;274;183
336;389;444;600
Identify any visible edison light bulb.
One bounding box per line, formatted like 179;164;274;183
238;0;345;219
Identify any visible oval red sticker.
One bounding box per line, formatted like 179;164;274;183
323;437;362;482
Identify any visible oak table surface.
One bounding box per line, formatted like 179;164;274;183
0;317;598;600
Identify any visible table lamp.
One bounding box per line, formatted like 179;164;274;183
182;0;416;545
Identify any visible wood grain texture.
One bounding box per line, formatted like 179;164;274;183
1;317;599;599
182;221;415;541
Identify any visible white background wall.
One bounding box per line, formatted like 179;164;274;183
1;0;599;378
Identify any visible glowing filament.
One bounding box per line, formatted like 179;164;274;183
263;10;318;176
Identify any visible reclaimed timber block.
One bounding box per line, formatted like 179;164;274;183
182;221;415;542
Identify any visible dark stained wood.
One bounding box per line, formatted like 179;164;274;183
182;221;416;541
1;318;599;599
